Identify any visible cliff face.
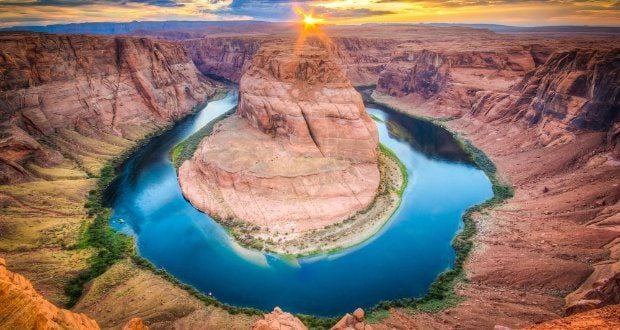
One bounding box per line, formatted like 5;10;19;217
0;32;215;183
472;48;620;147
184;37;263;82
376;47;536;118
0;258;100;329
179;41;379;232
183;35;396;86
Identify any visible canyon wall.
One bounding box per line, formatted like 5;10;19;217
0;32;215;184
0;257;100;329
472;48;619;148
184;35;397;86
179;40;380;233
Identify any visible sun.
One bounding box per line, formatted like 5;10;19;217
303;13;324;28
294;7;325;29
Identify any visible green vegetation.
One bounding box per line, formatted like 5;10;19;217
358;92;513;319
170;107;236;168
63;90;229;308
370;113;385;123
64;85;512;328
379;143;408;196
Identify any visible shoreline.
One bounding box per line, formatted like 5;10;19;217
74;86;509;327
361;90;513;321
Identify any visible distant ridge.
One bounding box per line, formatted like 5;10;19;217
1;20;619;35
425;23;620;33
0;20;280;35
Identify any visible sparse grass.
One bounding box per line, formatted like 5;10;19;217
170;107;236;168
370;113;385;123
358;92;514;320
365;308;390;324
379;143;408;196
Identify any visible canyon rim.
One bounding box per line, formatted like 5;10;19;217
0;8;619;330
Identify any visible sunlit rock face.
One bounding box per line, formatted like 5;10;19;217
179;40;380;232
472;49;620;147
0;258;100;330
0;32;215;184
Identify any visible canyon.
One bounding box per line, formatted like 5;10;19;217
0;23;618;329
177;39;407;255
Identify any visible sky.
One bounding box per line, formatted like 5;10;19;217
0;0;619;27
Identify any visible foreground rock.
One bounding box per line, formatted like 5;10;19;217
252;307;307;330
0;32;215;183
179;40;380;248
332;308;373;330
526;304;620;329
0;257;99;329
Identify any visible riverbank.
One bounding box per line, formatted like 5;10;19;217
362;91;619;329
239;144;407;256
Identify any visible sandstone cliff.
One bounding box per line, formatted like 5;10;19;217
179;40;379;235
472;48;620;147
0;257;100;329
0;32;215;184
376;47;536;117
183;35;396;87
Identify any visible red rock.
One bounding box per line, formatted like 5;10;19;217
179;40;380;232
252;307;307;330
0;32;215;183
0;258;100;329
122;317;148;330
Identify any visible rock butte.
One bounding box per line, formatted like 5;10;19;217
179;40;380;232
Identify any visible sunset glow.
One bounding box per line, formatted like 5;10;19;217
0;1;619;28
303;14;325;28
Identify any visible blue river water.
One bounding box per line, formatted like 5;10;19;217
106;91;493;317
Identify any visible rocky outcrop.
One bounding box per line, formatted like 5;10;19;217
331;308;372;330
0;257;100;329
183;35;397;86
0;32;215;183
122;317;149;330
179;40;379;233
377;48;535;99
184;37;263;82
526;304;620;329
252;307;306;330
472;48;620;147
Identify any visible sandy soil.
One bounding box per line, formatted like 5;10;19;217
369;92;619;329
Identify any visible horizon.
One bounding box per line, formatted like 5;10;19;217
1;0;619;28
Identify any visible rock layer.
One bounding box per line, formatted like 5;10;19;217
0;257;100;329
471;49;620;148
0;32;215;184
179;40;379;232
252;307;306;330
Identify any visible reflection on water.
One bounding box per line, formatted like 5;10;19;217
105;91;493;316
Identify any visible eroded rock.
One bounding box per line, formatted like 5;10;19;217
179;40;379;233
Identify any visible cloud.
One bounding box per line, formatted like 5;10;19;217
0;0;619;27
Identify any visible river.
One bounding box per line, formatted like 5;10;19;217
106;90;493;316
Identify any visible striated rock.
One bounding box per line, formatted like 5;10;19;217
183;35;397;86
526;304;620;329
331;308;372;330
0;257;100;329
122;317;149;330
377;48;535;99
472;48;620;147
378;50;449;99
179;40;379;232
252;307;307;330
184;36;263;82
0;31;215;183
